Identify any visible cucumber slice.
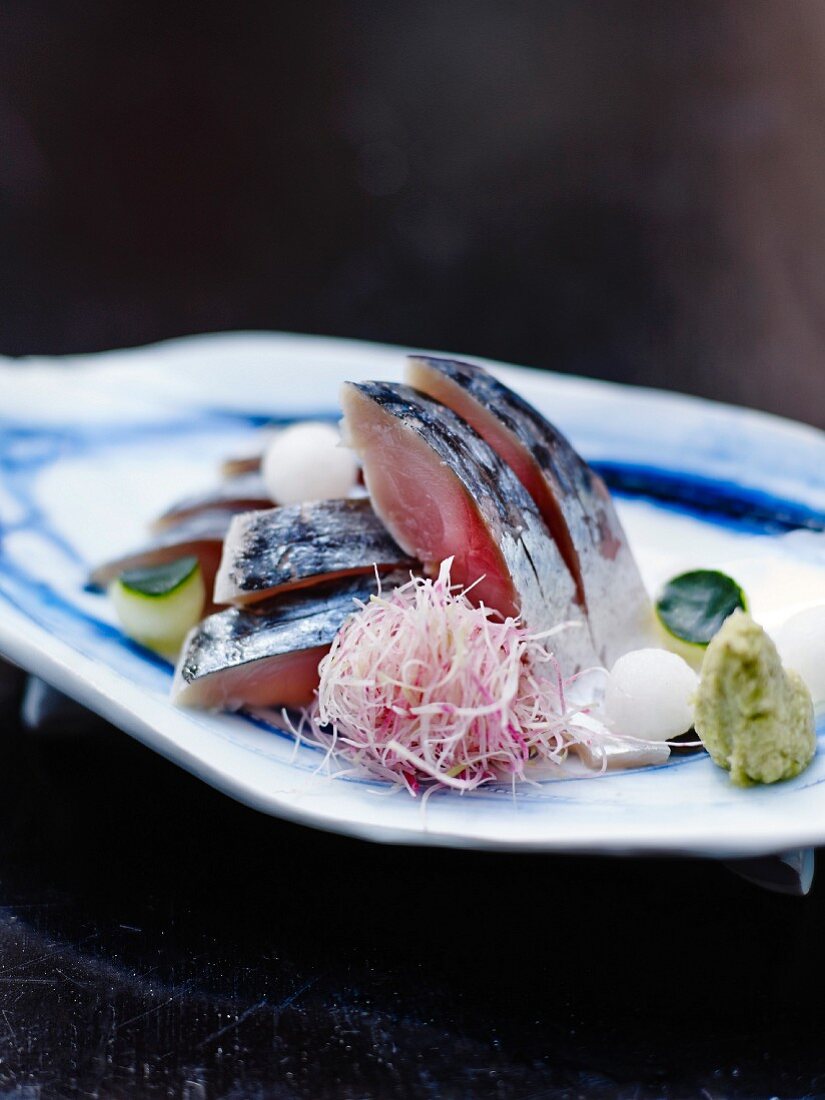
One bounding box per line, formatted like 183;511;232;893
656;569;747;648
109;556;205;657
119;556;200;597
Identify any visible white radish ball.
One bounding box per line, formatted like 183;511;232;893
261;421;358;505
772;606;825;707
604;648;698;741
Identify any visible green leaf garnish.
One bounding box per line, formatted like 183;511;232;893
118;556;199;598
656;570;747;647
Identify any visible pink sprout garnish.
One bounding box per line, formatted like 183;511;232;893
289;559;623;796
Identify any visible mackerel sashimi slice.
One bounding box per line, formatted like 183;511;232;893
173;572;407;710
88;509;232;606
151;472;273;531
214;498;417;607
340;380;597;671
221;452;264;479
406;356;656;664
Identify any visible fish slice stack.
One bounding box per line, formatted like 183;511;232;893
88;476;274;611
93;356;656;713
173;498;417;709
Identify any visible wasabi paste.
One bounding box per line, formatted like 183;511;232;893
695;610;815;786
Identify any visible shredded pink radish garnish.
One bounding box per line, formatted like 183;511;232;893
291;559;621;795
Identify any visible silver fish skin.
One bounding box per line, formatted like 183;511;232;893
405;355;657;665
173;570;410;710
88;508;233;592
341;380;598;673
214;498;417;607
152;472;273;531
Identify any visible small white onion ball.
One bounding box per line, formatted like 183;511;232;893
261;421;358;505
604;648;698;741
772;606;825;707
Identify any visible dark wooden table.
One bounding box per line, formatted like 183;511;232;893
0;660;822;1099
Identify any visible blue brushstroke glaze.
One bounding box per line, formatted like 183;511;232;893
596;461;825;534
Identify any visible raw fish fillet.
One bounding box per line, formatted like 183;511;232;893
214;498;417;607
340;381;597;671
173;572;407;709
151;472;273;531
221;452;263;479
88;509;232;605
406;356;656;664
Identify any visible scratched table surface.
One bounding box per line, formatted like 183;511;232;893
0;660;822;1099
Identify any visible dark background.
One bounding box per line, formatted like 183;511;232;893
2;3;825;1097
2;0;824;424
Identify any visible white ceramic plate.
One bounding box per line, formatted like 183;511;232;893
1;332;824;857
